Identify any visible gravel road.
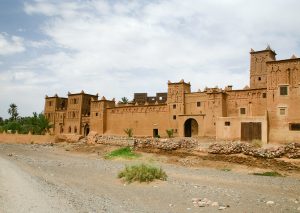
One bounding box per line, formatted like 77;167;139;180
0;143;300;213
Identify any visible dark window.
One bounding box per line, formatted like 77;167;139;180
280;86;288;96
68;126;71;133
74;126;77;133
240;108;246;115
197;102;201;107
95;112;98;116
173;115;176;120
258;77;261;81
225;121;231;126
173;104;176;109
290;123;300;131
153;129;159;137
262;93;267;98
72;112;76;118
49;101;52;106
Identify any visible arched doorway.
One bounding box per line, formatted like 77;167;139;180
184;118;198;137
84;124;90;136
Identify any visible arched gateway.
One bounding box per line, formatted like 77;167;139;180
184;118;198;137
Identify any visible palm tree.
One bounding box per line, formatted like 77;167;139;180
8;103;19;121
120;97;129;104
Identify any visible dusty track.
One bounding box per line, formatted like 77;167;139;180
0;143;300;213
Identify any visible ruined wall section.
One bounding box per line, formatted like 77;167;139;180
267;58;300;142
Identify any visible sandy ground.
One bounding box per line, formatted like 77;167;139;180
0;143;300;213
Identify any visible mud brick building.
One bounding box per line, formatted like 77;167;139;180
44;46;300;143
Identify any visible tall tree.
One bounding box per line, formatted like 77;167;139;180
8;103;19;121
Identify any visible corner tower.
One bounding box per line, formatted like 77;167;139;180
250;45;276;89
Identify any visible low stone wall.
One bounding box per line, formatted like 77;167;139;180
208;142;300;159
0;132;55;144
82;132;198;150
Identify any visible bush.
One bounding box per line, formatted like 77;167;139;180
252;139;262;148
253;171;283;177
118;164;167;183
166;129;174;138
124;128;133;138
105;147;140;159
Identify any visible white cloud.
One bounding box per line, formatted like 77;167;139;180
1;0;300;117
0;33;25;55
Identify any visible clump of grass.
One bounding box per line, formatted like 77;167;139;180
124;128;133;138
118;164;167;183
221;168;231;172
252;139;262;148
105;147;140;159
253;171;283;177
166;129;174;138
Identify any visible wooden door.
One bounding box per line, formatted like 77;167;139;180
241;122;262;141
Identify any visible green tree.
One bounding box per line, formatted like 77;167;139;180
8;103;19;121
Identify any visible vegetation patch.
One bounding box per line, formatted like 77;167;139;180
252;171;283;177
118;164;167;183
221;168;231;172
105;147;140;159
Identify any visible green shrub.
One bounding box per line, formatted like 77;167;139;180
166;129;174;138
105;147;140;159
118;164;167;183
253;171;282;177
124;128;133;138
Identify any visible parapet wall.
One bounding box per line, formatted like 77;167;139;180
0;132;55;144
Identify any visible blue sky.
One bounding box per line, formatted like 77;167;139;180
1;0;300;118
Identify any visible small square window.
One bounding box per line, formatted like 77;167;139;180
173;104;176;109
240;108;246;115
225;121;231;126
197;102;201;107
173;115;176;120
280;86;288;96
279;108;286;115
262;93;267;98
258;77;261;81
95;112;98;116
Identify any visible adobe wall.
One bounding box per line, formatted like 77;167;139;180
216;116;268;144
0;132;55;144
105;105;170;137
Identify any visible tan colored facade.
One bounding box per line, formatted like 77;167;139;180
44;47;300;143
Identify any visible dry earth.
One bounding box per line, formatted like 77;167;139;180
0;142;300;213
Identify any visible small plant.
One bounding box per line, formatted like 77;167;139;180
221;168;231;172
253;171;283;177
166;129;174;138
118;164;167;183
252;139;262;148
124;128;133;138
105;147;140;159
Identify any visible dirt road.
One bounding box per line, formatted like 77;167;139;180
0;143;300;213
